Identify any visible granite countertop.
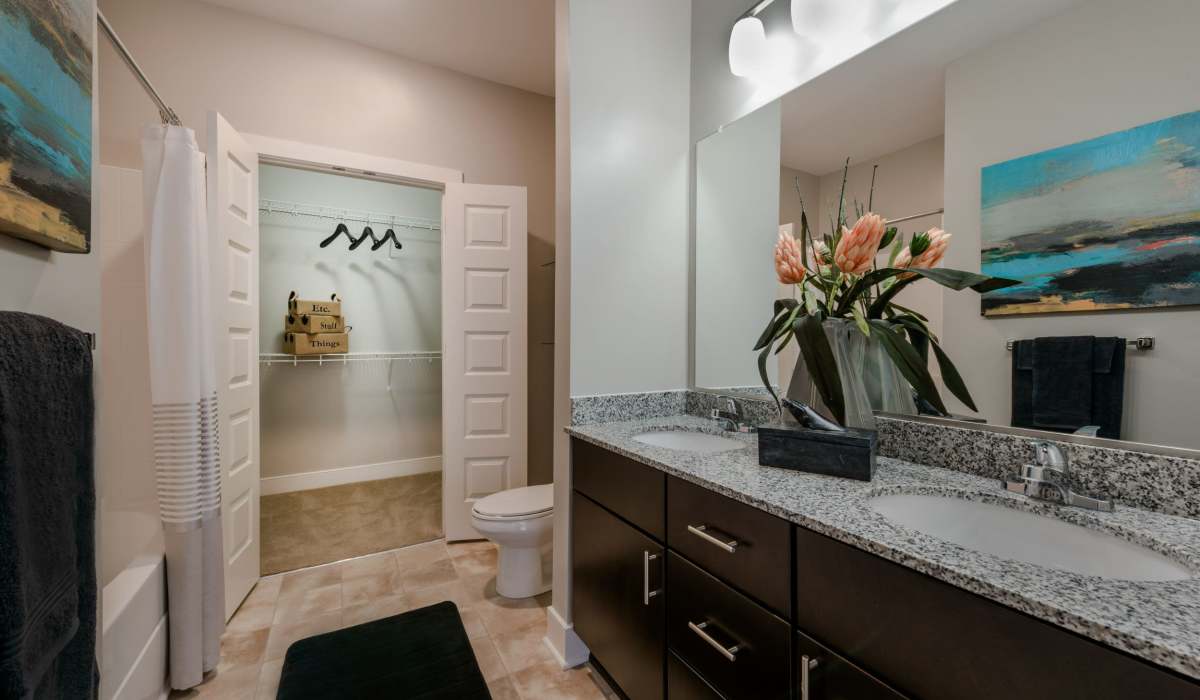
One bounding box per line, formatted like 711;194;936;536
566;415;1200;681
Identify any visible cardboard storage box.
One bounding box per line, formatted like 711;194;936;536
283;332;350;355
287;291;342;317
285;313;345;334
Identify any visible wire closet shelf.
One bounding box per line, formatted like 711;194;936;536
259;351;441;367
258;198;441;233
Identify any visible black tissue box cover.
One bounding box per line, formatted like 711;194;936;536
757;423;877;481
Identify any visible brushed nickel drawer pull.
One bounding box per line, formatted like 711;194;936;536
800;655;820;700
687;524;739;553
688;620;740;662
643;551;661;606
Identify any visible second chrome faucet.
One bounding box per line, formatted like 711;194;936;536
1002;440;1114;512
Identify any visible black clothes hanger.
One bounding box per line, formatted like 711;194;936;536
350;226;375;250
319;222;353;248
371;228;403;251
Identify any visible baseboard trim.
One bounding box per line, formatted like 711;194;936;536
544;604;589;669
261;455;442;495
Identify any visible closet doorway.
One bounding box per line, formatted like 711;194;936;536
257;162;444;574
207;114;529;614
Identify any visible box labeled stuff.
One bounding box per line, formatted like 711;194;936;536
288;291;341;317
285;313;345;334
284;332;350;355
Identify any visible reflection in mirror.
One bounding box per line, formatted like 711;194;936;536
692;0;1200;451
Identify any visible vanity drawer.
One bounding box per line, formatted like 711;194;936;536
572;438;665;540
667;652;725;700
667;553;790;700
794;526;1200;699
667;476;791;618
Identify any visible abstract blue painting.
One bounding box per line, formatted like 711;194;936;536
0;0;93;253
981;110;1200;316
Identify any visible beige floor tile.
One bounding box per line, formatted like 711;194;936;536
217;627;270;672
446;539;497;558
340;550;398;581
510;660;608;700
487;675;522;700
342;569;404;607
273;582;342;626
459;607;489;640
256;659;284;700
264;612;342;661
399;558;459;592
450;548;500;578
226;597;277;635
405;580;476;612
169;664;261;700
394;539;450;570
340;594;413;628
475;593;549;638
278;563;342;600
492;621;556;674
468;636;509;682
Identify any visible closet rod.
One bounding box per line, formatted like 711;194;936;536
97;10;182;126
259;199;441;232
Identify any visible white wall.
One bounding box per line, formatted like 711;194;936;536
942;0;1200;448
258;164;442;482
695;101;781;389
97;0;557;485
567;0;693;396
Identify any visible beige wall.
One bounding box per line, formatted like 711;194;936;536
97;0;556;484
942;0;1200;447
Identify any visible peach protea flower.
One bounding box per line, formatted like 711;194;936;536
834;213;885;275
774;227;806;284
898;227;952;270
812;240;832;270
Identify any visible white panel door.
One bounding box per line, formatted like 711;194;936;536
442;184;528;541
207;112;261;619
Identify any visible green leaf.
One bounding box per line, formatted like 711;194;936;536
795;314;845;424
804;288;820;315
868;320;947;415
929;341;978;412
850;306;871;337
878;226;898;250
774;328;794;355
888;302;928;322
757;341;781;413
906;267;1020;293
753;298;799;350
887;235;904;267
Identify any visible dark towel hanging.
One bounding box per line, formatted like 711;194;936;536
1011;336;1125;439
0;312;97;699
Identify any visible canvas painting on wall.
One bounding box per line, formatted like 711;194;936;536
0;0;93;253
980;110;1200;316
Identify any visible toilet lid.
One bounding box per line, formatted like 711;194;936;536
473;484;554;519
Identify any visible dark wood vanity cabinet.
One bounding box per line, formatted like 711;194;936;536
570;438;1199;700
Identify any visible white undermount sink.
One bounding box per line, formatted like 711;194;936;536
869;493;1193;582
632;430;745;454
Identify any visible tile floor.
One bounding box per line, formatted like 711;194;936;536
260;472;442;574
170;538;614;699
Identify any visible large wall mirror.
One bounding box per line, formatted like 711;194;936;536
692;0;1200;453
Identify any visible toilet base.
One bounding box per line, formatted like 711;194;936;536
496;545;551;599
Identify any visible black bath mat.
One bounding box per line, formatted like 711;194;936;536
276;601;491;699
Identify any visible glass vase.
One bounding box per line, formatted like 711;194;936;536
786;318;917;430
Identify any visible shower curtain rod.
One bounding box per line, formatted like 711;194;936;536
97;9;182;126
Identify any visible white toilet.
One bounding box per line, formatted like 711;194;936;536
470;483;554;599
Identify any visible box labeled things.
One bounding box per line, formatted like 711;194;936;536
285;313;345;334
288;291;342;317
283;332;350;355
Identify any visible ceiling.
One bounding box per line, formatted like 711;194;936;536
779;0;1084;175
196;0;555;96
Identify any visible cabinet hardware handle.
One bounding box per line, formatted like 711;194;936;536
643;551;661;606
687;524;739;553
800;655;820;700
688;620;740;662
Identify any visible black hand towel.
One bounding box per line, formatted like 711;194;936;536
0;312;96;700
1031;336;1095;430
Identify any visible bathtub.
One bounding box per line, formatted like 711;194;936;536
100;512;168;700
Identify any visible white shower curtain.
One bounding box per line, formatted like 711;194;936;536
142;125;225;690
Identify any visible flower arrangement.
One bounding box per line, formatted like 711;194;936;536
757;163;1018;426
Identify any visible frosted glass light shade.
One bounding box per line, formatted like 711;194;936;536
728;16;768;77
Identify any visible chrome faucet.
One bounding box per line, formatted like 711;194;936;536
710;395;755;433
1002;440;1114;512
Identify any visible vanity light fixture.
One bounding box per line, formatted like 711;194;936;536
728;0;780;77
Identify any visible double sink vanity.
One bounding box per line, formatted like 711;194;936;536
567;413;1200;699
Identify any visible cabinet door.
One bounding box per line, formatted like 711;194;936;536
795;630;906;700
572;492;665;700
668;652;725;700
